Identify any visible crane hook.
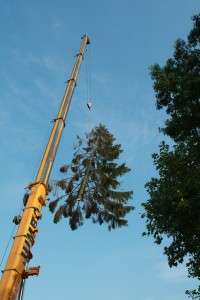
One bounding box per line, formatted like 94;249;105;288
87;101;92;110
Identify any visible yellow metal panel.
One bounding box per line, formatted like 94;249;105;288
0;183;46;299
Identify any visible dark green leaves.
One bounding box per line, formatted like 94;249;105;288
149;15;200;144
143;14;200;299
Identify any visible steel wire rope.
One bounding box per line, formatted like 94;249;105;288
17;101;61;299
29;93;64;183
0;224;16;269
0;102;59;268
17;262;28;300
88;44;92;133
0;95;63;280
85;47;89;103
88;43;92;102
14;95;63;299
0;198;24;268
85;44;92;133
85;48;90;133
17;278;26;300
29;124;52;182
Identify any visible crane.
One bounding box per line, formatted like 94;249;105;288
0;34;90;300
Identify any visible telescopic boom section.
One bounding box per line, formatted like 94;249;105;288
37;34;90;184
0;34;90;300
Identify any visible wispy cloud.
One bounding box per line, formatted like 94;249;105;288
10;45;66;76
52;18;63;29
21;52;65;74
156;262;188;282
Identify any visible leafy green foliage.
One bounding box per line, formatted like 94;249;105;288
142;14;200;298
49;124;134;231
149;15;200;143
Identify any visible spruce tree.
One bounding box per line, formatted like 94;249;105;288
49;124;134;231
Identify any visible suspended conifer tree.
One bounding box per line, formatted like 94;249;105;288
49;124;134;231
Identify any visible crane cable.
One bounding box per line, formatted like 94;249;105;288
17;263;28;300
0;224;16;268
17;278;26;300
0;196;29;300
86;44;92;133
29;93;63;182
0;200;24;268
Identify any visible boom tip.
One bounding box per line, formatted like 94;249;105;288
82;34;91;44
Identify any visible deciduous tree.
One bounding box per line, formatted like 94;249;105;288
142;14;200;299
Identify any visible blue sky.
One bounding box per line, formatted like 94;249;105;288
0;1;199;299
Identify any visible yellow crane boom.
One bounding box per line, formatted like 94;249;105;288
0;34;90;300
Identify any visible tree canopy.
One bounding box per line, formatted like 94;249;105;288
49;124;134;231
142;14;200;299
